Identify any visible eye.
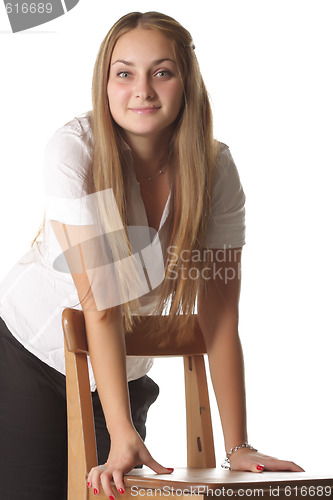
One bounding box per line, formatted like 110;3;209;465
117;71;131;78
155;70;172;78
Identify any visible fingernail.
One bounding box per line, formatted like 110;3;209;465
118;488;125;495
167;468;174;472
87;482;90;488
109;496;114;500
257;465;264;471
94;488;99;495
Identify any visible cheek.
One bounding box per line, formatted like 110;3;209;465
107;82;130;110
169;83;184;112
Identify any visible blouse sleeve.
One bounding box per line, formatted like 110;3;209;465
43;117;96;226
205;142;246;249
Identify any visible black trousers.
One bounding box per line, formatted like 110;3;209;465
0;317;159;500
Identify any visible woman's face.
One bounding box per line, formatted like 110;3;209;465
107;28;184;143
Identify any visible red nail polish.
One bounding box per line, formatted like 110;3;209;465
87;482;90;488
257;465;264;471
118;488;125;495
109;496;114;500
94;488;98;495
167;468;174;472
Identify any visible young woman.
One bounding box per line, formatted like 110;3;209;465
0;11;303;500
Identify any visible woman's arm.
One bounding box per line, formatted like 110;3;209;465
52;221;171;497
84;307;132;436
197;248;304;472
197;248;247;452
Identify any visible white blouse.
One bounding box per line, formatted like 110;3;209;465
0;112;246;391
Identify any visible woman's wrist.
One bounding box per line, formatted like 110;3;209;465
224;432;248;455
107;417;136;437
226;443;257;459
222;443;258;470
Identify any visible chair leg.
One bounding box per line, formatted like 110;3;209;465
184;355;216;468
65;347;98;500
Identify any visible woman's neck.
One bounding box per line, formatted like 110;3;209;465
122;128;173;178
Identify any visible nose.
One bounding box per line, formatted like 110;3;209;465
135;75;155;100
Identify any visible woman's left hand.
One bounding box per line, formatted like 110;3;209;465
229;448;305;472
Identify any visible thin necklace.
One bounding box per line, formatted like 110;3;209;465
136;163;169;185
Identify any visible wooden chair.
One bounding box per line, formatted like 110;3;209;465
62;308;332;499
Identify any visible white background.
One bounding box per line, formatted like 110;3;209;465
0;0;332;475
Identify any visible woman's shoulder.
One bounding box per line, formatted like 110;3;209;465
211;139;244;197
43;112;94;196
213;139;235;177
215;139;229;153
64;110;93;138
214;139;231;161
45;110;92;151
206;140;246;248
45;111;93;165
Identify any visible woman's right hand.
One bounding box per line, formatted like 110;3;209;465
87;424;173;499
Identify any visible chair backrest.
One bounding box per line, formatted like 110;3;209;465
63;308;207;357
62;308;215;500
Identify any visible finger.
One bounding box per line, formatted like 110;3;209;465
89;467;103;496
100;472;117;500
263;459;305;472
282;461;305;472
112;469;126;495
234;459;265;473
86;467;96;488
86;474;91;489
145;456;174;475
251;463;265;473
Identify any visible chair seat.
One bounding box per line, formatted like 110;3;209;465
89;469;332;500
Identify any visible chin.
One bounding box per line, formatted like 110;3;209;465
127;126;166;137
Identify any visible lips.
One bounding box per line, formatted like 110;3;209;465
129;106;161;114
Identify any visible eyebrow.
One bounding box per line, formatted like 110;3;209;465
111;58;176;66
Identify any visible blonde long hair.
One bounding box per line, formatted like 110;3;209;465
92;11;217;341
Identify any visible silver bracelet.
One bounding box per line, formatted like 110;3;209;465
221;443;258;470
